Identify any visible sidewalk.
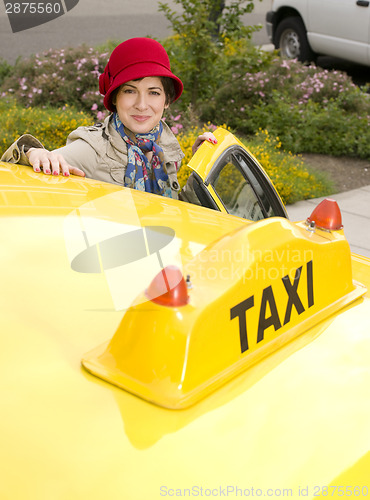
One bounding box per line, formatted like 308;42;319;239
286;185;370;258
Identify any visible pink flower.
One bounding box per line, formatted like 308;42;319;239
91;103;98;111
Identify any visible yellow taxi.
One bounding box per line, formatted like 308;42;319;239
1;128;369;499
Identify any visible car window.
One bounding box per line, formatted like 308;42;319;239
211;155;265;221
233;152;277;218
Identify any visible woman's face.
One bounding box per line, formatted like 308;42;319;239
113;77;168;134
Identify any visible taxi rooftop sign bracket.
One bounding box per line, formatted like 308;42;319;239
82;200;367;409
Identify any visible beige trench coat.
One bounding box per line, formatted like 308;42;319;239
1;115;185;199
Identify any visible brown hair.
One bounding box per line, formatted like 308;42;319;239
160;76;176;105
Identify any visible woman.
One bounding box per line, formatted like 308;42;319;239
1;37;216;199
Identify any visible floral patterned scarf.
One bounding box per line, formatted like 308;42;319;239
112;113;172;198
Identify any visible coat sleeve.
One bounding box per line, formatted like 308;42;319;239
1;134;44;165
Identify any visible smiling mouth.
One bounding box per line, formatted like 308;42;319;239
132;115;151;122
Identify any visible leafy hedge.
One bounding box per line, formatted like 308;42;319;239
0;97;92;152
199;57;370;159
0;46;109;122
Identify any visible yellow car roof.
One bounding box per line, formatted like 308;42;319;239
1;161;370;499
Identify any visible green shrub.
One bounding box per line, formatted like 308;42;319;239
243;96;370;158
0;45;109;121
0;97;93;152
163;35;273;111
159;0;266;109
250;98;370;158
0;58;13;87
200;57;370;159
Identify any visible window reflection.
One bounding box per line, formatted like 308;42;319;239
212;156;264;221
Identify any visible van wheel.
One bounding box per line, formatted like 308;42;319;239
275;16;316;63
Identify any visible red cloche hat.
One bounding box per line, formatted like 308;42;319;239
99;37;183;112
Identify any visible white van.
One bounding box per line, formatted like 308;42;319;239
266;0;370;66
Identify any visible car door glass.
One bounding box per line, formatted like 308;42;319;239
211;155;265;221
234;152;276;218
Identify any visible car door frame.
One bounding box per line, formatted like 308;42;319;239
190;144;288;221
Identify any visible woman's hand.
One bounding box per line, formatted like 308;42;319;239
26;148;85;177
192;132;218;156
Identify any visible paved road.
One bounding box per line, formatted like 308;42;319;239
0;0;272;63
